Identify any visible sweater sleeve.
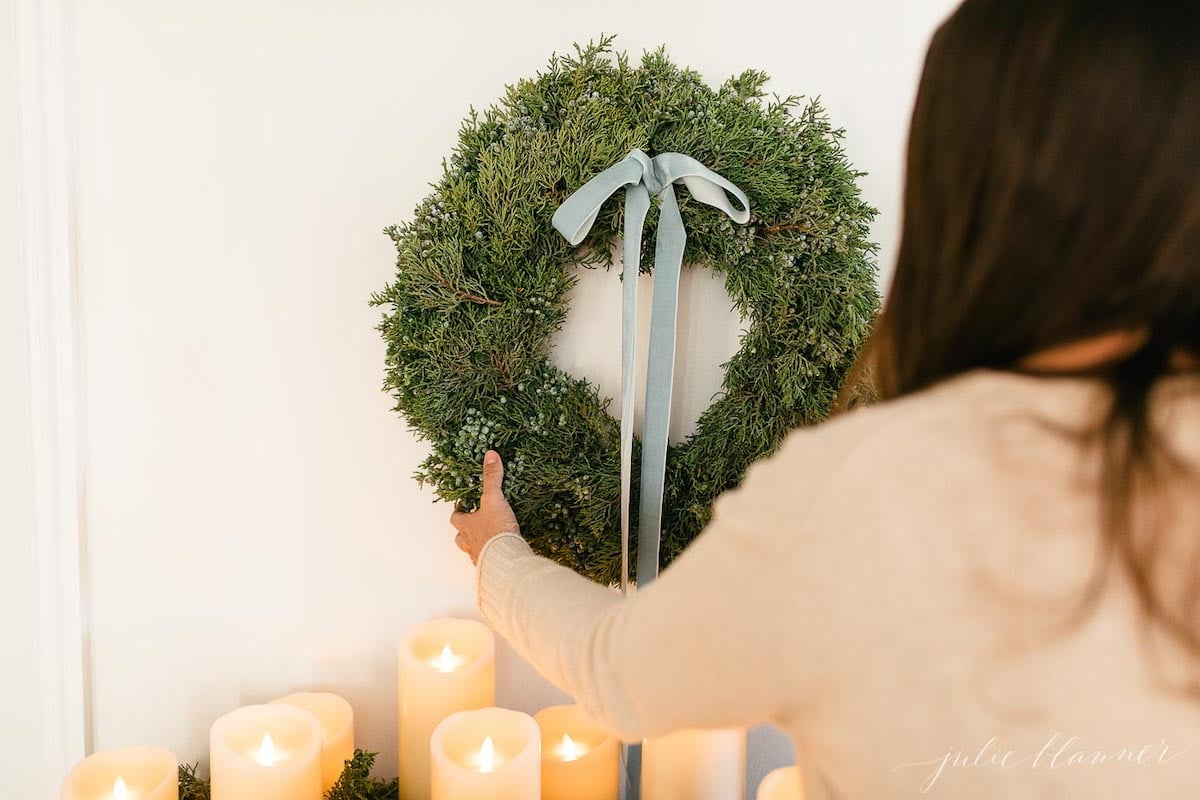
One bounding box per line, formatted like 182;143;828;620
476;431;826;741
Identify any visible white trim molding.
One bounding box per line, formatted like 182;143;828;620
14;0;88;789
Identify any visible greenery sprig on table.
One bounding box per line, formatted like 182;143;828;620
373;36;879;585
178;750;397;800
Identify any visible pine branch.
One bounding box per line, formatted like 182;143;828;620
762;222;809;234
435;278;503;306
326;750;399;800
178;764;210;800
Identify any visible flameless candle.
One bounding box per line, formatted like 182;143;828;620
270;692;354;793
398;618;495;800
642;728;747;800
61;746;178;800
756;765;805;800
533;704;619;800
210;703;323;800
430;707;539;800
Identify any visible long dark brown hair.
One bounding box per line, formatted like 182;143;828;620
852;0;1200;675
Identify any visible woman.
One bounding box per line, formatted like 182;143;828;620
450;0;1200;796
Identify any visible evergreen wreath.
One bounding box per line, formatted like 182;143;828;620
373;37;880;585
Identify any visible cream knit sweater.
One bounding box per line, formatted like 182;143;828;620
476;370;1200;798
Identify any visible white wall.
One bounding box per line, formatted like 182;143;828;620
69;0;960;792
3;0;86;795
0;1;44;793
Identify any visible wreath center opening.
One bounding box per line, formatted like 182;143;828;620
549;256;744;445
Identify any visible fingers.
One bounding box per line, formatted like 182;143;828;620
450;509;471;530
481;450;504;503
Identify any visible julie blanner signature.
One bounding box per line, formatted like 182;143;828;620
891;733;1190;793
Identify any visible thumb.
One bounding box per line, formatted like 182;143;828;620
481;450;504;501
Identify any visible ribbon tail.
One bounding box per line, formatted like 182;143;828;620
620;186;650;595
635;186;687;587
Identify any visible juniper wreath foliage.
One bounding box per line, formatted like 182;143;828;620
373;37;879;584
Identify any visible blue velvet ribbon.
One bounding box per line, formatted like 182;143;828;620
552;150;750;591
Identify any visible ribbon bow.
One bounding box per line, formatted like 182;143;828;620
552;149;750;591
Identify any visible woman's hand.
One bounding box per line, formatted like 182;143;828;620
450;450;521;564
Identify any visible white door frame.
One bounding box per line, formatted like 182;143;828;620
13;0;88;790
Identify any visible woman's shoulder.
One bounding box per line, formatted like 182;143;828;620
715;368;1103;525
788;367;1102;459
775;369;1066;469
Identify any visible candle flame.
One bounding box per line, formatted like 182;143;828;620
112;777;128;800
558;732;584;762
254;732;280;766
476;736;496;774
431;643;465;672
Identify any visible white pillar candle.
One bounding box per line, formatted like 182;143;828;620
430;707;539;800
270;692;354;793
398;618;495;800
209;703;323;800
642;728;747;800
534;704;619;800
61;746;178;800
756;765;804;800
